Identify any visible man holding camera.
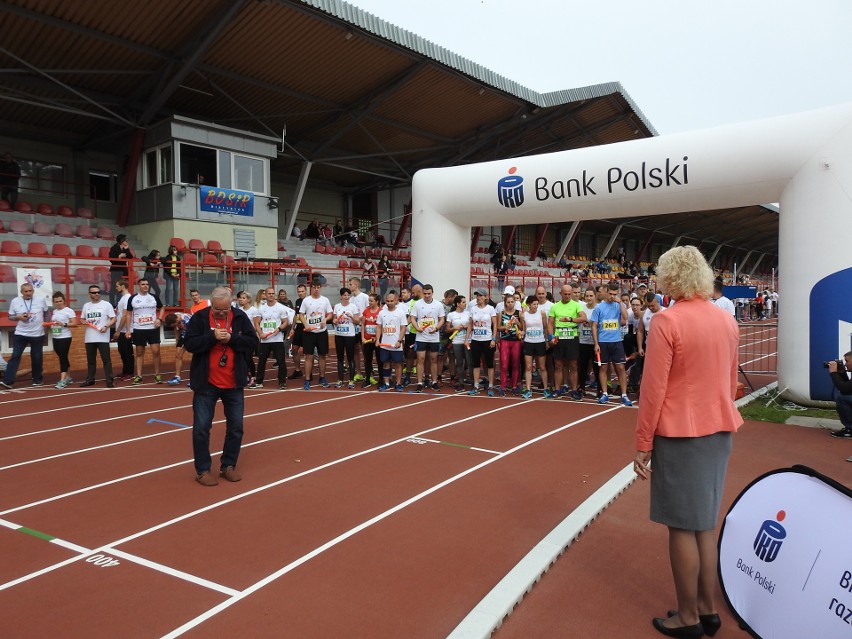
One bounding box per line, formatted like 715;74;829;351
827;352;852;439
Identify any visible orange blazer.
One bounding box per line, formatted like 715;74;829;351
635;297;743;451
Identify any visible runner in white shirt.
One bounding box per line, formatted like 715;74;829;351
710;280;736;316
637;291;666;357
521;295;551;399
466;290;498;396
332;287;362;388
444;295;471;391
50;290;78;388
534;285;555;392
376;290;408;391
118;278;165;384
252;287;291;389
348;277;370;382
2;282;49;388
80;284;116;388
409;284;445;392
577;288;600;399
298;280;334;389
235;291;260;386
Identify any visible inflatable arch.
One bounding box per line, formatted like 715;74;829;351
411;102;852;404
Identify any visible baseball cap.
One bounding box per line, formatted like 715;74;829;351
474;290;486;296
503;285;515;295
637;282;648;288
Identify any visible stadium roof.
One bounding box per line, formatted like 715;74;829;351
0;0;777;263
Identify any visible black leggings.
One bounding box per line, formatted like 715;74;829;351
362;340;377;380
577;342;600;392
53;337;72;373
335;335;357;381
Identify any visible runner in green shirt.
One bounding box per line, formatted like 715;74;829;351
547;284;587;398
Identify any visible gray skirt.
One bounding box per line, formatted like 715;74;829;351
650;431;733;531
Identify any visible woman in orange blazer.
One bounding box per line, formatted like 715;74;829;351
634;246;743;639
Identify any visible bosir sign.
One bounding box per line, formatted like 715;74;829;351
411;102;852;403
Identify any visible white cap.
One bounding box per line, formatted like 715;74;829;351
503;285;515;295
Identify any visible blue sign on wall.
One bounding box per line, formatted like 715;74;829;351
199;187;254;216
809;267;852;400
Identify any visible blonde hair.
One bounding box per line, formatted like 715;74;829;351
656;245;713;301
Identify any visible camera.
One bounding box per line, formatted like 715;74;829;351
823;359;845;369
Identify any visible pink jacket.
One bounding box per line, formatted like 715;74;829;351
635;298;743;451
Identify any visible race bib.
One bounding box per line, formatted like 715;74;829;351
472;321;488;338
261;320;278;330
137;314;154;326
602;319;619;331
51;325;62;335
526;328;542;338
581;325;592;338
382;325;396;335
419;317;435;329
308;313;323;326
366;325;377;335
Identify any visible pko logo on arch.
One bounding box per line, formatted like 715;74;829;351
497;167;524;208
753;510;787;563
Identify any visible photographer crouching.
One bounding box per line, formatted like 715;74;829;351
827;351;852;439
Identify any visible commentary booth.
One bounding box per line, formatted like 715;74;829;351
410;102;852;405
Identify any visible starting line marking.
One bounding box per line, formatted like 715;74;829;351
407;437;502;456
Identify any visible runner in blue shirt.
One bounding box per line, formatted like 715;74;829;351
590;281;632;406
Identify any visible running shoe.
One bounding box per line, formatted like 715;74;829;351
498;388;506;397
555;388;566;397
369;376;379;386
487;387;495;397
468;388;479;396
319;377;330;388
336;380;345;388
415;383;424;393
569;389;583;401
55;379;68;389
361;380;371;389
431;381;440;390
378;383;389;392
288;370;303;379
522;388;533;399
830;429;852;438
250;382;263;388
155;374;163;384
543;388;555;399
598;393;609;404
167;376;182;385
303;380;311;391
279;383;287;390
32;381;43;387
348;382;356;389
621;394;633;407
132;376;143;385
353;373;365;382
401;373;410;387
65;377;74;385
395;384;404;392
0;381;12;389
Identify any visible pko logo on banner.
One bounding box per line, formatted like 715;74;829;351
753;510;787;562
498;167;524;209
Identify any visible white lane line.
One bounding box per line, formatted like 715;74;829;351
0;390;184;421
104;547;240;597
0;391;361;470
411;437;502;456
0;394;449;516
161;405;623;638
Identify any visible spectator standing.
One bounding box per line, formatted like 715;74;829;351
1;282;48;388
142;250;162;298
0;152;22;208
236;290;259;386
361;255;377;292
108;234;134;307
50;291;78;388
79;285;115;388
184;287;259;486
162;245;181;306
376;255;392;298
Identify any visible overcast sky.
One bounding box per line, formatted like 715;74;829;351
347;0;852;135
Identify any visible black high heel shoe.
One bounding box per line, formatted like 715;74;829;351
652;617;704;638
667;610;721;637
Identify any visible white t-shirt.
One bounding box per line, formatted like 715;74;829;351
257;301;290;343
116;292;131;335
243;305;260;326
50;306;76;340
300;295;333;333
410;299;445;343
333;302;360;337
642;307;665;334
377;305;408;351
350;291;369;333
537;299;553;318
82;300;116;343
469;304;496;342
523;309;546;344
445;310;470;344
711;295;736;316
129;293;161;332
9;294;48;337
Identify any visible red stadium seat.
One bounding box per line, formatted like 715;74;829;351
9;219;30;234
0;220;5;233
27;242;49;256
206;240;223;255
73;268;95;284
77;207;95;219
75;245;95;258
93;266;110;285
33;221;52;236
51;266;72;284
1;240;23;254
0;264;15;282
15;201;34;213
338;260;348;269
314;243;327;254
51;243;72;257
222;254;235;265
188;238;205;253
169;237;187;252
76;225;96;239
54;223;74;238
57;205;75;217
349;260;359;269
95;226;114;241
37;203;55;216
0;199;11;211
98;246;110;258
202;253;219;266
181;252;198;266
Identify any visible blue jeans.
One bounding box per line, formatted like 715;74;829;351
833;387;852;430
192;386;245;474
4;333;44;385
164;274;179;306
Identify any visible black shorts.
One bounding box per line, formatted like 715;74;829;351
379;348;404;364
598;340;626;365
301;330;329;356
292;324;304;348
404;332;416;350
175;332;186;349
415;341;440;353
131;328;160;346
553;337;579;361
523;341;547;357
469;339;495;369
